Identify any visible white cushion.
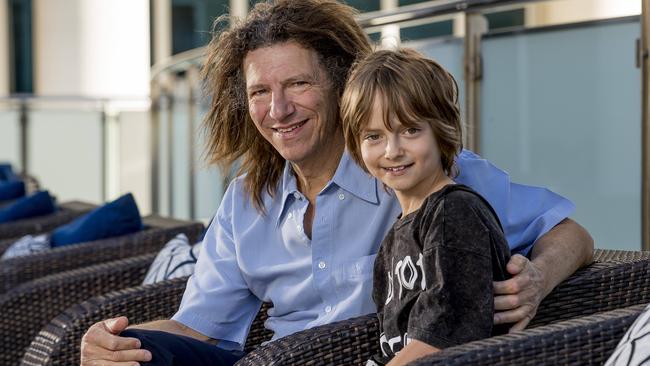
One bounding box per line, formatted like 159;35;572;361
142;233;202;285
605;303;650;366
1;234;51;260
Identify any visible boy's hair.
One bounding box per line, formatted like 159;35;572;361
341;48;462;177
201;0;371;213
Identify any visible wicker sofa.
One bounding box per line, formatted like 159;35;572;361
0;253;156;365
0;215;204;294
20;249;650;365
0;201;96;241
235;249;650;366
21;278;273;366
410;303;648;366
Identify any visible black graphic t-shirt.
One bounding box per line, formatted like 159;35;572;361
370;184;511;364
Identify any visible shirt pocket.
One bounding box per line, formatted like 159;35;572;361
333;254;376;288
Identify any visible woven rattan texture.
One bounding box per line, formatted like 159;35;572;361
236;249;650;365
21;278;273;365
0;253;157;365
20;249;650;366
411;304;647;366
0;218;204;294
0;206;92;242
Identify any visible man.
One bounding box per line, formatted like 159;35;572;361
81;1;593;365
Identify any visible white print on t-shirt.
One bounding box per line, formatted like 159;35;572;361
385;253;426;305
380;331;412;357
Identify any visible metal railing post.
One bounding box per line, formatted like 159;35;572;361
19;98;28;174
151;81;161;215
464;12;487;153
641;0;650;250
187;66;199;220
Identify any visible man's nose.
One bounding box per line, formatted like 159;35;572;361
269;91;295;121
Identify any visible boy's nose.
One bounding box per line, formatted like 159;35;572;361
269;91;295;121
384;137;403;160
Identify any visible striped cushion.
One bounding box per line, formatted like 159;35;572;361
142;233;202;284
605;303;650;365
1;234;51;259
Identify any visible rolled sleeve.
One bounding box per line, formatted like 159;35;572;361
172;183;262;351
456;149;575;256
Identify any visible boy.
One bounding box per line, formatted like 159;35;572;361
341;48;512;365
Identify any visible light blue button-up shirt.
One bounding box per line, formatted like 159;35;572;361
172;149;574;350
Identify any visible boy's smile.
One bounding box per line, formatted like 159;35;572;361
360;95;453;215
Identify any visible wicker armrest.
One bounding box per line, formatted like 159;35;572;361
0;217;204;294
238;249;650;365
22;276;274;366
411;304;648;366
0;253;156;366
530;249;650;326
0;201;96;242
237;314;379;366
21;277;190;366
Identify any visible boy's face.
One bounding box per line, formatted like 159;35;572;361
360;95;446;203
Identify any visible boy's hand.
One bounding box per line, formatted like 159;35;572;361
492;254;546;332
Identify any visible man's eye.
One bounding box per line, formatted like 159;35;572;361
292;81;309;87
250;89;267;98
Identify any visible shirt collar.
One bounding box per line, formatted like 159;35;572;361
275;151;379;226
330;151;378;205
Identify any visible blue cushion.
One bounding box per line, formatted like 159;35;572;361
0;190;57;223
0;180;25;200
50;193;143;247
0;164;19;181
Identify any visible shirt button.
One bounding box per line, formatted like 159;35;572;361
325;305;332;313
338;193;345;200
293;192;300;199
318;261;326;269
297;225;302;231
288;212;292;219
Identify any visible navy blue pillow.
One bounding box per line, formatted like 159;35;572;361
0;190;57;223
50;193;143;247
0;180;25;200
0;164;19;181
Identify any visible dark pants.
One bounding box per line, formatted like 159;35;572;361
121;329;246;366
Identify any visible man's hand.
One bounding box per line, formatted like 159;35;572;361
81;316;152;366
493;254;547;332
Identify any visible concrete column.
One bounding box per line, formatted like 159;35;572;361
152;0;172;65
230;0;248;20
31;0;152;212
33;0;150;97
526;0;641;27
0;0;10;96
380;0;400;49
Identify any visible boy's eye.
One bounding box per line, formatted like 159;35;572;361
363;134;380;141
404;127;420;135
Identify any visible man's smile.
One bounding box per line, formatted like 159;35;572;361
272;119;308;136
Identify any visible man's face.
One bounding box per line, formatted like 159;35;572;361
244;41;340;166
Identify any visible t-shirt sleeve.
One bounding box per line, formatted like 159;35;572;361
407;193;496;349
172;179;262;351
455;149;575;256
